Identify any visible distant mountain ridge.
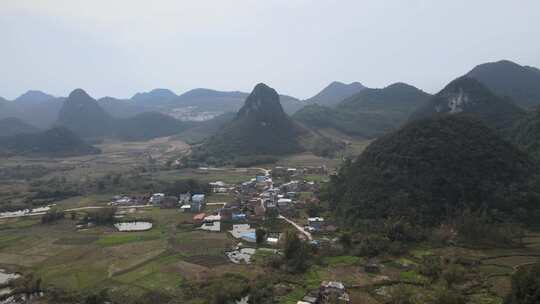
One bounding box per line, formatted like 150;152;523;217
191;83;341;165
0;127;99;157
14;90;55;104
294;82;430;138
410;76;525;132
305;81;366;106
466;60;540;108
56;89;189;141
131;88;177;104
56;89;114;138
0;118;40;137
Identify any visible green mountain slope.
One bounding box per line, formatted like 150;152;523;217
56;89;114;138
56;89;188;141
411;77;525;132
329;115;538;226
305;81;366;106
466;60;540;108
0;127;100;157
294;83;430;138
191;83;341;165
0;117;40;137
114;112;189;141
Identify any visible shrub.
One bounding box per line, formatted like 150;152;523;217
505;264;540;304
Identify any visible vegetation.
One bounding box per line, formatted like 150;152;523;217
0;117;39;137
0;127;100;157
113;112;188;141
505;264;540;304
294;82;430;138
41;209;65;224
467;59;540;108
328;115;539;228
411;76;525;133
191;83;341;166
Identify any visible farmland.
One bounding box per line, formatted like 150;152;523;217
1;135;539;304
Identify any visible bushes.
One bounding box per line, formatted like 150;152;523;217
283;231;312;273
505;264;540;304
419;256;443;281
256;228;267;245
180;273;249;303
41;209;65;224
84;207;116;225
355;235;391;257
455;209;525;246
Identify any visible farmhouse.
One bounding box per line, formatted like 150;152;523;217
179;192;191;204
200;221;220;232
193;213;206;222
308;217;325;231
319;281;350;304
191;194;206;212
229;224;256;242
149;193;165;205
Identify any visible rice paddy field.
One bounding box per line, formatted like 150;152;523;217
0;204;263;302
1;135;539;303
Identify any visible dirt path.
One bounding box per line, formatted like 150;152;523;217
279;214;313;241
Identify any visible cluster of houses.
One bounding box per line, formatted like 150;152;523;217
148;192;206;211
297;281;351;304
271;165;328;178
110;193;207;212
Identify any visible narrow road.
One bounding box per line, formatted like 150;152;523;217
254;167;271;177
206;202;227;206
278;214;313;241
65;205;153;212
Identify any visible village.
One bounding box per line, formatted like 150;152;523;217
107;165;352;304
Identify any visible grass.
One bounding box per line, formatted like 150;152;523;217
0;235;25;249
95;233;161;246
280;286;307;304
323;255;363;267
410;248;434;259
305;267;322;289
399;270;428;284
112;253;190;295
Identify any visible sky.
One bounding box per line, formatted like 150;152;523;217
1;0;539;100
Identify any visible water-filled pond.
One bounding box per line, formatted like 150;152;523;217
114;221;153;231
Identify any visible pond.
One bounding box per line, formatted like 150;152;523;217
114;221;153;232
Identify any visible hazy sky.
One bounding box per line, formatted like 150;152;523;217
1;0;539;100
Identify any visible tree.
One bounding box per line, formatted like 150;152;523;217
432;286;466;304
283;231;311;273
505;264;540;304
338;232;352;250
419;255;442;281
256;228;267;245
442;264;466;287
388;284;414;304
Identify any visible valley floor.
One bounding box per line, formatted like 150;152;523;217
1;135;537;303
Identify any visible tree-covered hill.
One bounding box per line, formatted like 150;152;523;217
411;77;525;132
328;115;539;227
56;89;189;141
56;89;114;138
0;127;100;157
294;82;430;138
304;81;366;106
114;112;190;141
466;60;540;108
510;108;540;160
0;117;40;137
191;83;342;165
